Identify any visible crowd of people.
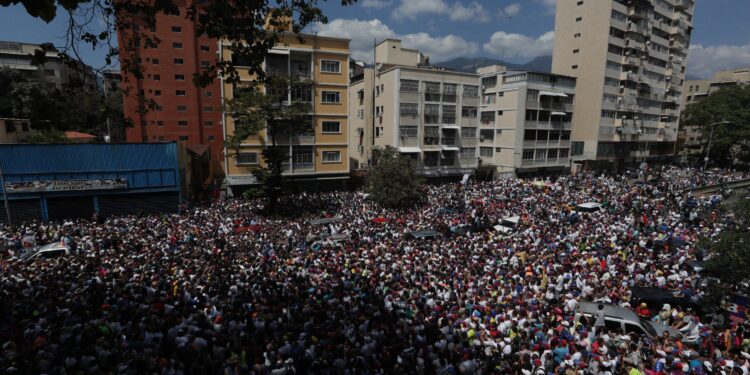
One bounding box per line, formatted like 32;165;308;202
1;166;749;374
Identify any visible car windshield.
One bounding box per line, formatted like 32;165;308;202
640;319;658;337
500;220;516;228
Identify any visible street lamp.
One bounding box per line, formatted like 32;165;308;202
703;120;732;171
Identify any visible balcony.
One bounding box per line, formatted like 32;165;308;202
520;158;566;167
462;96;479;107
627;7;649;19
627;22;649;34
441;137;458;147
460;138;477;147
291;162;315;172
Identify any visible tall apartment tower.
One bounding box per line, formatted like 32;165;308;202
552;0;694;168
117;2;224;162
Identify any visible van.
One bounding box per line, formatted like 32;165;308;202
574;302;681;339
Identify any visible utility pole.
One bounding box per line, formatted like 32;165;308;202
0;158;12;232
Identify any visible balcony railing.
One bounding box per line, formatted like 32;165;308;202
460;138;477;147
292;162;315;172
441;137;458;147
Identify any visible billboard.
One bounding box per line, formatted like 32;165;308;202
4;178;128;193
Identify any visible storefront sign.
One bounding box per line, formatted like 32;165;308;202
4;178;128;193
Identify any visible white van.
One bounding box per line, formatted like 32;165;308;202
22;242;71;262
493;216;520;235
574;302;681;339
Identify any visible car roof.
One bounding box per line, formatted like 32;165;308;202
576;202;601;209
309;216;342;225
409;229;440;238
576;301;640;321
38;242;68;251
502;216;520;224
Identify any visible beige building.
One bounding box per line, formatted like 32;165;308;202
349;40;478;178
551;0;694;168
221;32;351;194
478;65;576;177
677;67;750;158
0;118;32;143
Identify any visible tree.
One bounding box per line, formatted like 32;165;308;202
367;147;424;208
27;129;71;143
0;1;357;88
702;199;750;305
224;74;314;210
680;86;750;166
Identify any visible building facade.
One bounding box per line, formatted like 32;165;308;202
117;3;224;162
551;0;694;168
677;67;750;158
478;65;576;177
221;33;351;194
0;143;182;223
0;40;97;91
349;40;478;178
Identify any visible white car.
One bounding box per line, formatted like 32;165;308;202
22;242;71;262
574;202;603;214
494;216;520;235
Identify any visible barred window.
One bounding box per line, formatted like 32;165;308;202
480;147;493;157
425;82;441;93
463;85;479;97
442;83;457;95
527;89;539;102
399;126;418;138
461;127;476;138
480;112;494;124
400;102;419;115
442;105;456;124
460;148;475;159
462;107;477;117
424;104;440;115
400;79;419;92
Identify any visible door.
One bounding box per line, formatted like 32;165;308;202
46;196;95;221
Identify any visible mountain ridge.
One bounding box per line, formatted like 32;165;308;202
435;55;553;73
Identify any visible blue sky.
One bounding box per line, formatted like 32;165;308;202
1;0;749;78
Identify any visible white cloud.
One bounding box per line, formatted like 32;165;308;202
312;18;477;62
687;42;750;79
401;33;479;61
450;2;491;23
536;0;557;14
361;0;392;9
312;19;397;61
501;3;522;18
483;31;555;60
392;0;449;19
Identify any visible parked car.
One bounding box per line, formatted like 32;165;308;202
405;229;441;240
574;202;602;213
22;242;71;262
630;286;703;315
493;216;520;235
574;302;682;339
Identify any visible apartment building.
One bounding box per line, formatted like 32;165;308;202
349;39;478;178
117;3;224;162
221;33;351;194
0;40;97;91
478;65;576;177
552;0;694;169
677;67;750;158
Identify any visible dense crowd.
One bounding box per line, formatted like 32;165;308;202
1;167;749;374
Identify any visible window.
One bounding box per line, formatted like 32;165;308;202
424;104;440;124
321;60;341;73
178;136;189;141
321;91;340;103
153;74;160;81
442;105;456;124
322;151;341;163
480;112;494;124
152;58;160;64
573;49;580;54
461;107;476;117
204;121;214;127
463;85;479;97
497;111;504;116
522;150;534;160
460;148;475;160
574;33;581;38
177;105;187;112
178;120;188;126
479;129;494;142
480;147;493;157
571;141;584;156
200;45;210;52
173;42;183;48
174;58;184;65
203;106;213;112
322;121;341;133
548;149;559;159
201;61;210;67
535;149;547;160
203;92;213;97
208;136;215;141
176;90;186;96
400;126;418;138
559;149;569;158
576;17;582;22
423;126;439;145
236;153;259;165
156;121;164;126
375;86;380;96
175;74;185;81
400;79;419;92
572;65;578;69
577;0;583;4
154;90;162;96
400;103;419;115
171;26;182;32
461;127;476;138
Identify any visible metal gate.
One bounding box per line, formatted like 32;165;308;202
47;197;96;221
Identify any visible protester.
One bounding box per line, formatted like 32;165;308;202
0;166;748;374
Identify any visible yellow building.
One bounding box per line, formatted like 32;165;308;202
220;32;350;194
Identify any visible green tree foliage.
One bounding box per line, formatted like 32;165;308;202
0;0;356;88
224;74;314;210
367;147;424;208
680;86;750;166
27;129;71;144
704;199;750;286
0;67;117;137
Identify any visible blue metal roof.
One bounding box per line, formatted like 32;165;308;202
0;143;181;192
